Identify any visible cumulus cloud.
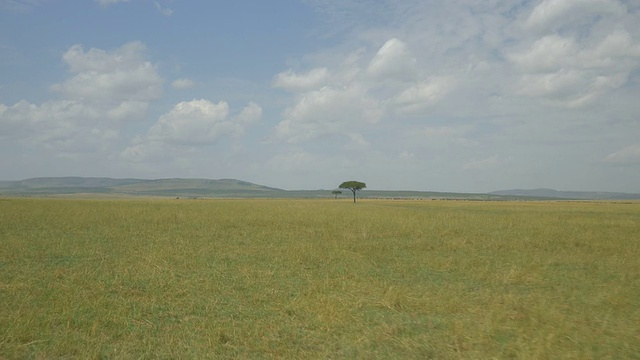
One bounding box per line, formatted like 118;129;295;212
510;30;640;74
273;68;330;91
54;41;162;109
5;0;640;192
235;102;262;125
263;0;640;191
0;100;98;139
148;99;233;145
366;38;417;81
510;0;640;108
0;41;162;152
106;101;149;120
122;99;262;161
0;99;121;153
52;42;163;103
171;78;196;89
394;77;453;114
525;0;626;31
509;35;578;73
274;84;382;143
272;37;455;143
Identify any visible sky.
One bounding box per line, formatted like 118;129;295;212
1;0;639;193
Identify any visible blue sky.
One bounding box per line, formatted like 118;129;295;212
1;0;640;193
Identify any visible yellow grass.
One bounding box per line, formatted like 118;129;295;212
1;198;638;358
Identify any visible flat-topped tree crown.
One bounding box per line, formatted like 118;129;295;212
338;181;366;203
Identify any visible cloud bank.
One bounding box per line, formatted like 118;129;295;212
1;0;639;192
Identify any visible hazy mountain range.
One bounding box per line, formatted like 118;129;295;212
0;177;283;198
488;188;640;200
1;177;639;200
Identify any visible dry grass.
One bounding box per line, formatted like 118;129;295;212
1;198;639;358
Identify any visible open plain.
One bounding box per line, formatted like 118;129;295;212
1;198;639;358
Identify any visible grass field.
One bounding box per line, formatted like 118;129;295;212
1;198;639;358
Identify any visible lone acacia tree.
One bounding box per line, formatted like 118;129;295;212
339;181;366;203
331;190;342;199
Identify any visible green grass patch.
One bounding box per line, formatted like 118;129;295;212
1;198;639;358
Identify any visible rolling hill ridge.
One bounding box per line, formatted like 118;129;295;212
1;177;639;199
0;177;284;197
489;188;640;200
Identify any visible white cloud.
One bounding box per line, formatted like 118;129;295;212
0;100;98;139
274;84;382;143
0;42;161;154
510;26;640;107
4;0;640;193
96;0;130;6
509;35;578;73
171;78;196;89
588;30;640;66
525;0;626;31
110;0;640;191
52;42;163;103
516;70;585;98
51;42;162;112
0;99;124;154
122;99;261;162
510;30;640;74
106;101;149;120
235;102;262;125
272;37;456;143
394;77;453;114
154;1;173;16
148;99;233;145
604;144;640;165
366;38;417;81
273;68;330;92
61;42;143;73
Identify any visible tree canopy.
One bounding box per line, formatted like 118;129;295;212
338;181;366;202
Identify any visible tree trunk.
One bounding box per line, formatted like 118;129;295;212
352;189;356;203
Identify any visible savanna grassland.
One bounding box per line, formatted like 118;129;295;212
1;198;639;359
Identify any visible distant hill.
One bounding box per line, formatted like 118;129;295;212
0;177;285;197
0;177;502;199
2;177;638;200
489;188;640;200
0;177;143;188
